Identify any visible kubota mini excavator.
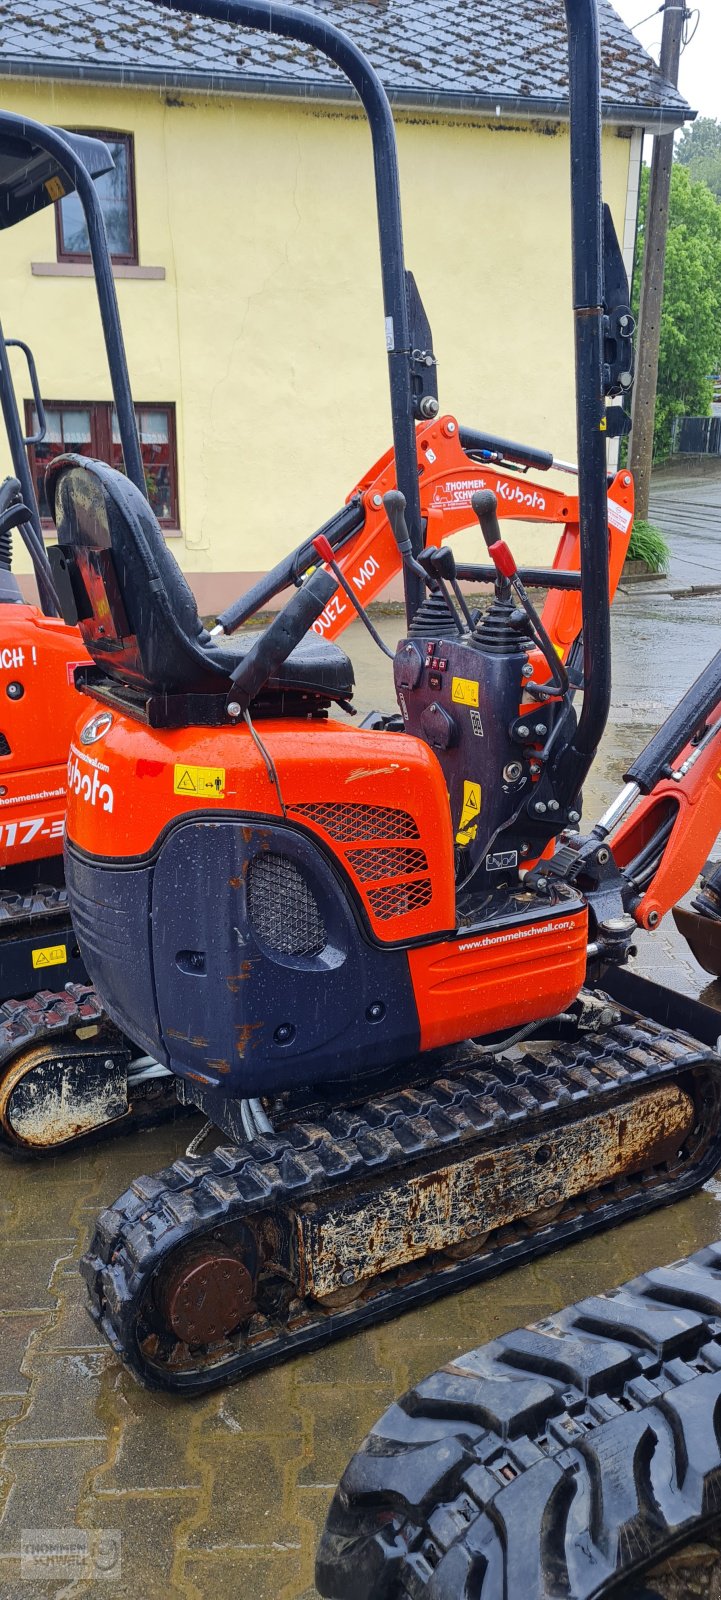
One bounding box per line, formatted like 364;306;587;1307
0;106;638;1153
49;0;721;1395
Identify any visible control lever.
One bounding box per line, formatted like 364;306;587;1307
383;491;465;636
417;546;473;631
471;491;569;699
226;567;337;714
312;535;394;660
382;490;429;586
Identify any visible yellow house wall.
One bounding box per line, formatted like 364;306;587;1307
0;79;633;604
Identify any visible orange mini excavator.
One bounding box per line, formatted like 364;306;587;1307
0;119;635;1154
50;0;721;1396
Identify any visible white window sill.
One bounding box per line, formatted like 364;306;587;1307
31;262;166;280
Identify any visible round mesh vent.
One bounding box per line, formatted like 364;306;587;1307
248;853;326;956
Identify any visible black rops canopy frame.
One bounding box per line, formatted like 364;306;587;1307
0;117;145;614
159;0;613;809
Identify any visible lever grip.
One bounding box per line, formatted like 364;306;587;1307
228;567;337;710
418;544;457;581
383;489;412;556
471;489;502;552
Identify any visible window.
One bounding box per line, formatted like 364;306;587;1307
26;400;179;529
55;133;138;264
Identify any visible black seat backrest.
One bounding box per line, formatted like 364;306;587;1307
47;455;225;695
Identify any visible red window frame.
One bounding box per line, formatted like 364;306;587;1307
55;131;139;266
25;399;180;531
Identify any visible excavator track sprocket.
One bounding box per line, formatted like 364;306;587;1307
0;985;180;1155
316;1238;721;1600
81;989;721;1395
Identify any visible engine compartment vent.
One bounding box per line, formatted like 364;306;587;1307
248;852;326;956
346;846;428;882
293;803;420;842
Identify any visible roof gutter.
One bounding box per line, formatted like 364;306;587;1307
0;57;693;131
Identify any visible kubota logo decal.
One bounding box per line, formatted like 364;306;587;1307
68;745;114;813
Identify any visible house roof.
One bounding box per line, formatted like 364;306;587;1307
0;0;692;129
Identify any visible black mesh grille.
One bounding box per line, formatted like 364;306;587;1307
367;880;433;919
346;846;428;882
248;853;326;955
293;803;419;841
0;733;10;756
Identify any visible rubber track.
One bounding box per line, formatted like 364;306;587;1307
0;984;179;1157
81;999;721;1395
0;883;71;926
316;1240;721;1600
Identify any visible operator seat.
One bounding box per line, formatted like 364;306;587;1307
45;455;353;704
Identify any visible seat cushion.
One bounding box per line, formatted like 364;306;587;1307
207;629;354;701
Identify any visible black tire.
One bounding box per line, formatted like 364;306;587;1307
316;1240;721;1599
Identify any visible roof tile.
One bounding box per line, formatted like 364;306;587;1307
0;0;690;118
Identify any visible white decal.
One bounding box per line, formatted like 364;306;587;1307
607;498;633;533
430;477;546;514
0;646;24;670
0;786;64;808
312;593;348;635
68;744;114;813
0;816;64;848
352;555;380;591
458;918;577;953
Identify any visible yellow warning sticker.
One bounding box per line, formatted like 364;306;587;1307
456;780;481;845
32;943;67;970
44;175;65;201
173;764;226;798
451;676;479;708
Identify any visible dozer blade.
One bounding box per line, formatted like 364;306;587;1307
316;1238;721;1600
673;903;721;978
81;986;721;1395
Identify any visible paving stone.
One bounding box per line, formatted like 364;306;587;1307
200;1365;303;1441
84;1490;196;1599
0;1241;70;1313
7;1352;111;1445
0;1315;44;1397
39;1268;106;1353
184;1549;307;1600
97;1377;205;1493
186;1434;304;1552
0;1442;106;1557
297;1386;389;1487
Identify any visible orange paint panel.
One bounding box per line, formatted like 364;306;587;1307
65;707;456;942
0;605;89;868
409;909;588;1050
611;694;721;929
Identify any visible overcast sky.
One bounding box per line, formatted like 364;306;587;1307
612;0;720;119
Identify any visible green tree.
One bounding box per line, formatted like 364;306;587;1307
676;117;721;202
632;162;721;457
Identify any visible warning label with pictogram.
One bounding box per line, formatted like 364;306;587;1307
456;780;481;846
451;676;479;708
173;764;226;798
32;943;67;970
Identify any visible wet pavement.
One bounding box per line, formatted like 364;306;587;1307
2;470;721;1599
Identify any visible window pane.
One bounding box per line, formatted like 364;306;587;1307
138;409;168;444
32;407;62;445
31;406;94;517
110;406;174;522
62;408;91;445
58;137;132;259
145;466;171;522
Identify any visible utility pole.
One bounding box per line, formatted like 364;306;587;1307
629;0;685;519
